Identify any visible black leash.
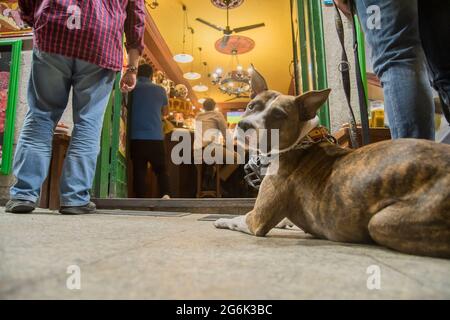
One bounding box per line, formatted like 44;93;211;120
334;2;359;148
334;1;371;147
350;1;371;146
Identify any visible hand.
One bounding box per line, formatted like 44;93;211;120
334;0;353;19
120;71;137;92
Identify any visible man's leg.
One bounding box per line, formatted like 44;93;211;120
131;140;149;198
355;0;435;139
10;50;71;204
418;0;450;125
149;140;170;197
59;60;115;206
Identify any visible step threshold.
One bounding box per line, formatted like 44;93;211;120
92;198;255;215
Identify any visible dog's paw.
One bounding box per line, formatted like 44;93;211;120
214;218;233;229
214;216;251;234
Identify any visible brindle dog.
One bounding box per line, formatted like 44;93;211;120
215;70;450;258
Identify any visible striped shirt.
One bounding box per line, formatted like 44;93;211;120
18;0;145;71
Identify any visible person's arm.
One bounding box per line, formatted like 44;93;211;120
18;0;35;27
120;0;145;92
120;49;140;92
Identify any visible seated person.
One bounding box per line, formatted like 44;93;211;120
194;98;239;185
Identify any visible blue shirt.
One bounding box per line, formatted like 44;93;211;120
131;77;168;140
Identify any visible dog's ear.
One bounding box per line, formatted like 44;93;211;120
250;64;268;98
295;89;331;121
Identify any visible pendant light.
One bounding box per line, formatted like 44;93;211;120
193;84;209;92
184;46;202;80
193;61;209;92
174;5;194;64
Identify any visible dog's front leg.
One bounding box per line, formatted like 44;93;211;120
214;177;286;236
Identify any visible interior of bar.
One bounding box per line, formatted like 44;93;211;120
0;0;449;207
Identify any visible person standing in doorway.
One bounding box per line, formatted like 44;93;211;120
334;0;450;140
7;0;145;214
130;64;171;199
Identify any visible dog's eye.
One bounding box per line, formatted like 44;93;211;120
247;103;256;111
272;108;288;119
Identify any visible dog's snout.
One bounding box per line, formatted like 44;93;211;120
238;120;254;131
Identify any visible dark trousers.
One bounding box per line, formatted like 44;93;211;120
355;0;450;139
130;140;170;198
418;0;450;123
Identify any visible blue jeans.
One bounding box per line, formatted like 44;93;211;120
10;50;116;206
355;0;450;139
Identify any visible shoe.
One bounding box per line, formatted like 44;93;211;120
162;195;171;200
5;199;36;214
59;202;96;215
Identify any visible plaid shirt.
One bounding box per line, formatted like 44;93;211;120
18;0;145;71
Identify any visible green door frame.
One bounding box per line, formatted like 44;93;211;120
0;39;22;175
296;0;330;130
92;72;128;199
354;15;369;102
92;84;114;198
109;73;128;198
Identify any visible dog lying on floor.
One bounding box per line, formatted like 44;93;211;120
214;69;450;259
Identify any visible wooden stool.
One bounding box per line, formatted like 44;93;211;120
196;163;222;198
39;133;71;210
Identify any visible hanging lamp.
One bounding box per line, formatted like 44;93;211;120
193;84;209;92
193;61;210;92
184;46;202;80
173;5;194;64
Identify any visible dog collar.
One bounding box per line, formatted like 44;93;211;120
293;126;337;151
260;116;335;158
244;125;337;189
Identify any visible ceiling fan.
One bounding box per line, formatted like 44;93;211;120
196;0;265;48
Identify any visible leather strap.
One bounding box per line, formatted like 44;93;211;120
334;2;360;148
334;1;371;147
307;126;334;142
350;1;371;146
293;126;337;151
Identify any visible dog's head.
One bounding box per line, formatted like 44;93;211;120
238;66;331;150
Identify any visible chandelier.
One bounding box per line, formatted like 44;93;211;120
211;0;245;9
211;50;252;97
